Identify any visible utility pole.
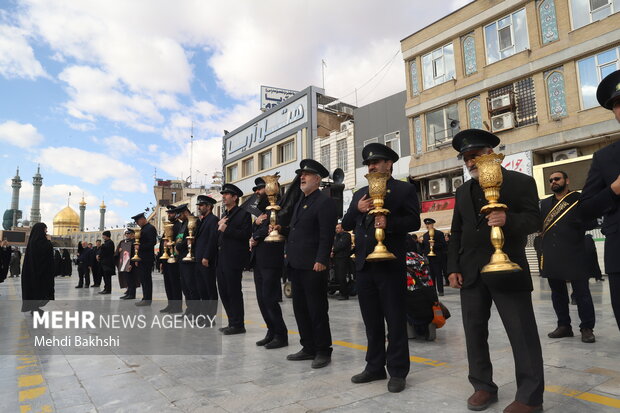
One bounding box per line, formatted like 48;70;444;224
189;121;194;187
322;59;327;91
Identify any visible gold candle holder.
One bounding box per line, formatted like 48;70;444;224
160;219;172;261
263;174;285;243
365;171;396;261
475;153;522;274
131;227;142;262
182;215;197;262
428;227;437;257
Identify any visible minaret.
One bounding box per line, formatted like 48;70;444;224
79;196;86;232
99;199;106;231
10;167;22;227
30;165;43;224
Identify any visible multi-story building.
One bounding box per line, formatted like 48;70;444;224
352;91;412;189
222;86;355;203
401;0;620;228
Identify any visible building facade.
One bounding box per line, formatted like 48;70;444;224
401;0;620;228
222;86;355;202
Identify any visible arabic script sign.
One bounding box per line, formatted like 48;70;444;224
225;95;307;160
261;86;298;111
463;150;532;181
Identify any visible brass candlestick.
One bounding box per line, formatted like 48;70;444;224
160;219;172;261
365;171;396;261
428;227;437;257
475;153;522;274
182;215;197;262
131;227;142;262
263;174;285;242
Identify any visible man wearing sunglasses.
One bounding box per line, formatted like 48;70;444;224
540;171;596;343
581;69;620;332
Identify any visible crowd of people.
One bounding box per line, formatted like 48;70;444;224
7;69;620;413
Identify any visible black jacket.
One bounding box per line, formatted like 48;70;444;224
283;189;337;270
139;222;157;262
99;239;116;275
251;217;285;269
194;213;219;264
580;141;620;274
342;178;420;272
447;169;541;290
332;232;352;259
176;216;201;262
421;229;447;259
217;206;252;270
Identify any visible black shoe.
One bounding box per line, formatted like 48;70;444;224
120;295;135;300
135;300;151;307
580;328;596;343
264;337;288;349
222;326;246;335
311;355;331;369
287;350;315;361
218;326;230;332
387;377;406;393
570;297;577;305
159;306;171;313
91;285;100;288
337;295;349;301
256;334;275;346
438;292;444;297
75;285;83;289
167;307;183;314
98;290;111;295
548;325;573;338
351;370;387;384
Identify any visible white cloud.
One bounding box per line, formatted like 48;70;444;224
158;138;222;184
101;135;140;155
37;146;147;193
0;24;47;79
109;198;129;207
0;120;44;148
148;144;158;153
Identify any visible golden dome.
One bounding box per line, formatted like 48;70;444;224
53;206;79;225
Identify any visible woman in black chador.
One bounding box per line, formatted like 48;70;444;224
21;223;55;313
61;249;72;277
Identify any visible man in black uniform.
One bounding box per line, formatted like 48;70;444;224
447;129;544;413
342;143;420;393
98;231;115;294
421;218;447;296
540;171;596;343
276;159;336;369
159;206;183;313
251;187;288;349
76;241;90;288
332;223;352;300
194;195;219;320
217;184;252;335
91;239;102;288
581;69;620;331
174;204;200;317
132;212;157;307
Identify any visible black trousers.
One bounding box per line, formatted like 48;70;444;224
195;263;218;318
163;262;182;308
92;263;102;286
254;266;287;338
289;267;332;356
77;263;90;287
216;266;244;328
333;258;349;297
428;257;444;294
460;279;544;406
547;278;595;330
180;263;198;315
120;271;136;297
137;260;153;301
102;273;112;293
609;273;620;331
357;263;409;378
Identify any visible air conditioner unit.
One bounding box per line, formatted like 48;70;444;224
552;148;579;162
429;177;449;196
490;94;511;111
342;107;354;115
452;176;464;191
491;112;515;133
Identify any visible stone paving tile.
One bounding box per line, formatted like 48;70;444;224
49;386;93;410
58;403;98;413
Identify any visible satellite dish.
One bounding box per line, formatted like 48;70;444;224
332;168;345;184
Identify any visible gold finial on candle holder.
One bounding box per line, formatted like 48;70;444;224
365;171;396;261
131;227;142;262
182;215;197;262
263;174;285;243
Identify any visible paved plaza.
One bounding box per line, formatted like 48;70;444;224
1;270;619;413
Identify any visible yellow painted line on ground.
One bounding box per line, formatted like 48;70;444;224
18;387;47;402
332;340;368;352
18;375;44;388
20;405;31;413
545;385;620;409
585;367;620;378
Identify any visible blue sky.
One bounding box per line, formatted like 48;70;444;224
0;0;467;231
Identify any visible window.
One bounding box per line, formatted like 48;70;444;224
226;164;238;182
488;77;538;127
242;158;254;177
569;0;618;29
484;9;529;64
320;145;330;171
336;139;348;171
421;43;456;89
259;150;271;170
277;140;295;164
384;132;401;157
425;104;459;150
577;46;620;109
363;137;379;147
410;59;420;96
